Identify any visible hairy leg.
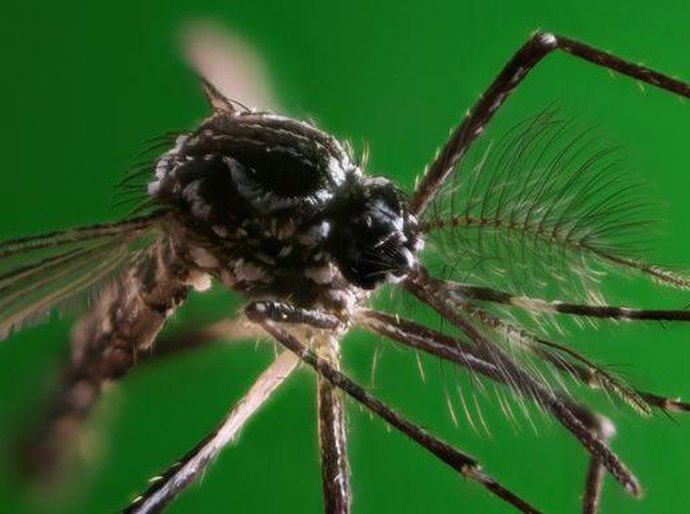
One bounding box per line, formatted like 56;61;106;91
410;32;690;215
22;313;262;479
125;350;299;514
246;301;542;513
317;345;352;514
441;282;690;322
404;270;640;496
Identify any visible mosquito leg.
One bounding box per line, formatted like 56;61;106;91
637;391;690;413
360;306;689;428
142;318;265;360
460;302;653;415
404;271;641;497
222;301;352;513
409;32;690;215
358;308;621;443
253;302;353;512
583;457;606;514
245;302;542;514
318;361;352;514
582;417;615;514
22;315;263;480
357;309;506;383
125;350;299;514
452;297;690;417
442;281;690;322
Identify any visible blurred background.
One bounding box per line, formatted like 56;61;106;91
1;0;690;512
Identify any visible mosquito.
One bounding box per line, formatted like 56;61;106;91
3;23;690;514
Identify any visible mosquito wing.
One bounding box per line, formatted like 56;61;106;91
1;22;278;341
0;213;165;340
181;19;277;112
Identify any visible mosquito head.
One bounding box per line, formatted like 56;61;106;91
326;175;422;290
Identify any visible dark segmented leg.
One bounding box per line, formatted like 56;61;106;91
460;302;652;415
457;300;690;416
243;301;353;513
583;457;606;514
404;270;641;497
318;344;352;514
409;32;690;216
637;391;690;413
442;282;690;322
582;418;614;514
245;301;542;514
125;350;299;514
358;307;690;432
148;307;352;513
21;238;192;478
142;318;265;360
358;309;620;444
358;309;507;384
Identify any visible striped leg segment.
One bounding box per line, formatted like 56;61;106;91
583;456;607;514
459;303;690;416
227;300;353;513
318;368;352;514
443;282;690;322
410;32;690;216
246;301;542;514
364;306;617;514
125;350;299;514
404;270;641;497
142;318;265;360
582;418;615;514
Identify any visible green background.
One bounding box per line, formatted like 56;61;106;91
1;1;690;513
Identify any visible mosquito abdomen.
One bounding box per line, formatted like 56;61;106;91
21;238;194;478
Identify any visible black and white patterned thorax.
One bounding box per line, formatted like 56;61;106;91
148;111;422;314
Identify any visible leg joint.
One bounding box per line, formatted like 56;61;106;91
245;301;340;329
531;31;558;49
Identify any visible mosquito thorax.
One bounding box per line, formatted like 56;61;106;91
147;111;421;304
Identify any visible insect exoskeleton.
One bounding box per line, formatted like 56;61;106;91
148;111;422;303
